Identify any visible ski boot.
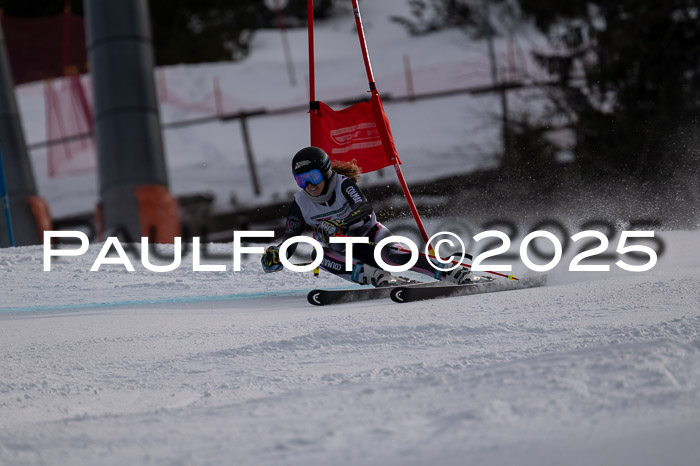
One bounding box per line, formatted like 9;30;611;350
442;266;481;284
354;264;396;287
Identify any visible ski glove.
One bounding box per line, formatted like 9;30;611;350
313;219;345;244
261;245;283;273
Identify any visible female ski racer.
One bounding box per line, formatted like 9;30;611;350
261;146;475;287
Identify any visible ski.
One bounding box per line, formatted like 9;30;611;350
308;286;392;306
390;276;547;303
307;280;441;306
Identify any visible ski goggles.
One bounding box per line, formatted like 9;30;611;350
294;169;324;188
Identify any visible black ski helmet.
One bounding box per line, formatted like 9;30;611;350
292;146;332;181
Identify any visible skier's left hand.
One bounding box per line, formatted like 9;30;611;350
313;219;345;243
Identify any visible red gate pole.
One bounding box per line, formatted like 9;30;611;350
349;0;432;248
307;0;316;105
307;0;320;145
273;0;297;86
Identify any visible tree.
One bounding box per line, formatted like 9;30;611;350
520;0;700;180
392;0;700;181
148;0;336;65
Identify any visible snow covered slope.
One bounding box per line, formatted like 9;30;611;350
1;231;699;465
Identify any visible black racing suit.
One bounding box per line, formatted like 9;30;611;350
280;176;441;283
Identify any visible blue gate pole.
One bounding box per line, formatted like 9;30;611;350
0;140;15;246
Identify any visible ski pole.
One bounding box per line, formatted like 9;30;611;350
333;234;516;281
387;243;516;280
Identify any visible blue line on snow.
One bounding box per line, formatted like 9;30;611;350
0;288;335;315
0;285;361;314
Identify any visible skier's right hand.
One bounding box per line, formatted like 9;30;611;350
261;245;283;273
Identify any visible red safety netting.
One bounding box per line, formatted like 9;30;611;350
156;69;261;117
156;69;221;115
45;70;253;178
45;74;96;178
1;12;87;85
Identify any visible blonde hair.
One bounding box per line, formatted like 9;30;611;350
332;159;362;183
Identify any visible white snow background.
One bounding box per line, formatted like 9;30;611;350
2;0;700;465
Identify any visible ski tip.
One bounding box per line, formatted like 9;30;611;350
307;290;324;306
390;287;406;303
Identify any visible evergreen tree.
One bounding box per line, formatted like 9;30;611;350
392;0;700;181
149;0;336;65
520;0;700;180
